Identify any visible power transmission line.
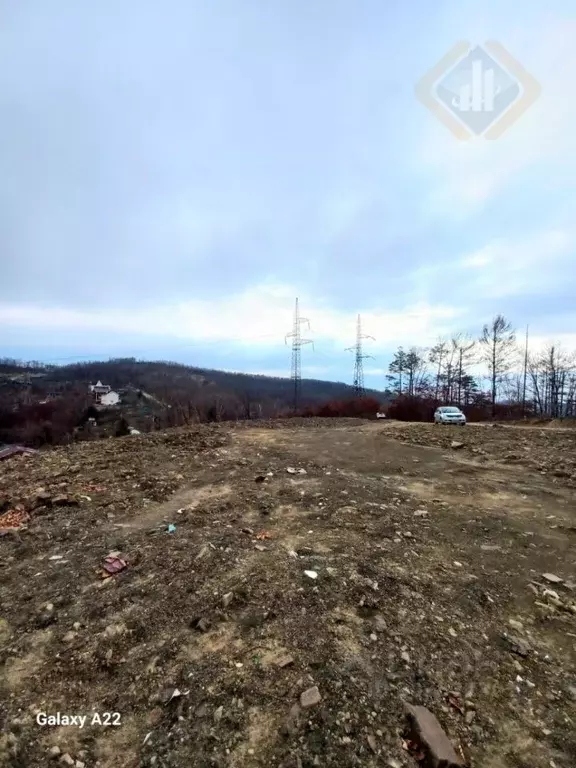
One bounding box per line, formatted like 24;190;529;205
345;314;375;395
285;297;314;411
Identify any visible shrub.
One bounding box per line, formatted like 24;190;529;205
300;396;381;419
115;417;131;437
386;395;437;422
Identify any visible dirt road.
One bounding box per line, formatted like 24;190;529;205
1;420;575;767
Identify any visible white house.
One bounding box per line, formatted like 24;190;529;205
89;380;111;400
89;381;121;406
100;391;121;406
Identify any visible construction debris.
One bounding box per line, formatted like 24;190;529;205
542;573;563;584
0;444;38;461
100;553;128;578
404;703;464;767
300;686;321;709
0;508;29;529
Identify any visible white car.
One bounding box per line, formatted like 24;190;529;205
434;406;466;425
376;412;387;419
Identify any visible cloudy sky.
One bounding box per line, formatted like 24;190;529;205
1;0;575;385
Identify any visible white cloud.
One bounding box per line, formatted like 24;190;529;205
0;282;465;352
457;229;573;298
317;191;374;241
526;333;576;356
460;250;494;269
423;162;504;221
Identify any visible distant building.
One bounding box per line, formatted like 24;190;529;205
100;391;120;406
89;380;112;403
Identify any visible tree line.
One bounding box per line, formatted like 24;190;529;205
386;314;576;420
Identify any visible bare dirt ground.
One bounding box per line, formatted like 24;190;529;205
1;419;575;768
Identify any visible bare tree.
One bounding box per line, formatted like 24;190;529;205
427;335;478;405
452;334;477;406
479;315;517;417
441;336;461;404
429;340;448;401
566;371;576;417
404;347;429;396
521;325;529;416
528;344;576;417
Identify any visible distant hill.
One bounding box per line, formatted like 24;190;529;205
0;357;391;446
37;358;389;406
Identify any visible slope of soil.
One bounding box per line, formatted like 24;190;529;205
1;420;575;768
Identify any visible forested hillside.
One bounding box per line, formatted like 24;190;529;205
0;357;390;447
46;358;386;404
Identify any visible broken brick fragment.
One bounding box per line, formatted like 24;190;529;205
404;703;465;767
